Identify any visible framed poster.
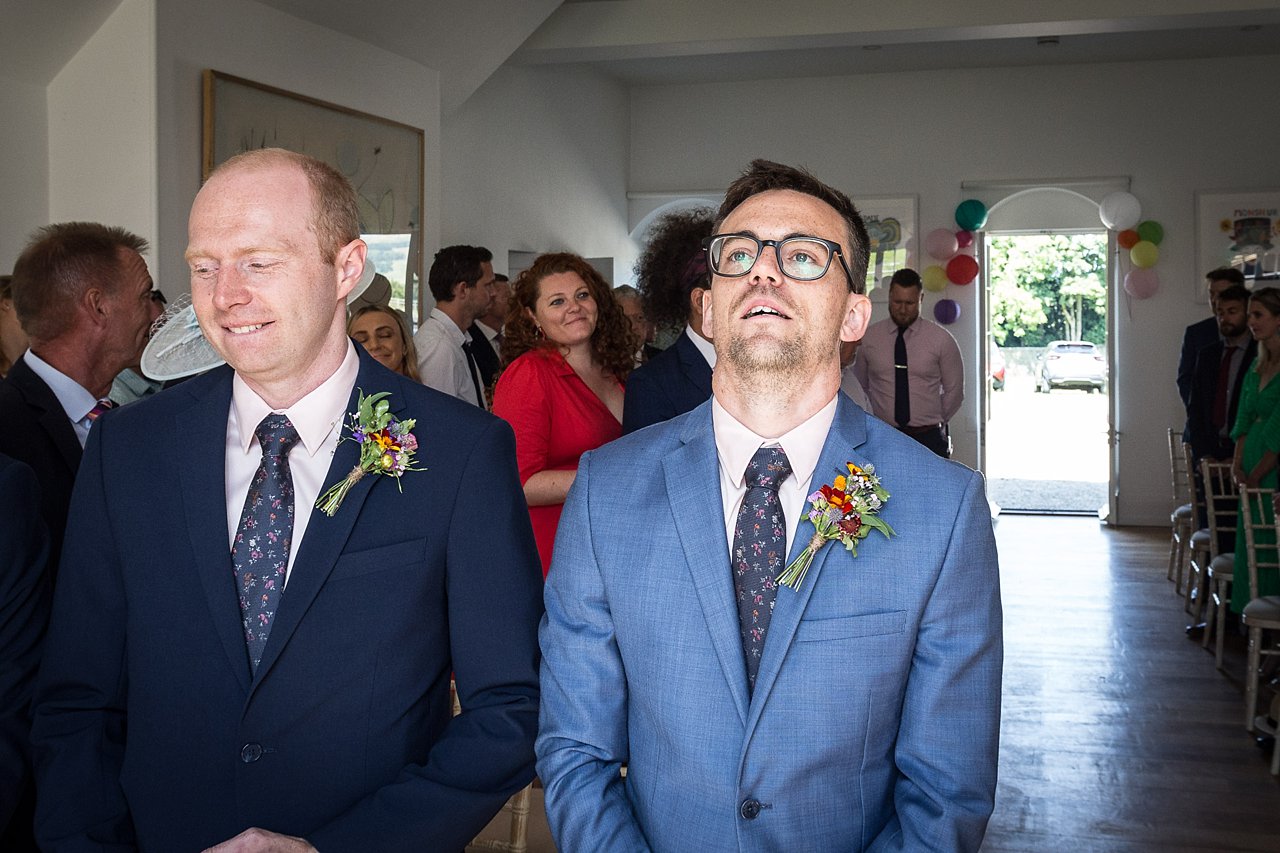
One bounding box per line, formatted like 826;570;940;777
202;70;425;320
856;196;918;300
1195;189;1280;299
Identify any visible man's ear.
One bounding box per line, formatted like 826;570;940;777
840;293;872;343
83;287;110;328
701;287;715;339
335;238;367;302
451;280;469;302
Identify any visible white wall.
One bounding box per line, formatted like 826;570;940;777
630;55;1280;525
154;0;441;300
441;65;631;281
0;75;49;269
46;0;157;258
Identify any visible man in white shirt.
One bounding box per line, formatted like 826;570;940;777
413;245;494;406
539;159;1001;851
31;148;542;852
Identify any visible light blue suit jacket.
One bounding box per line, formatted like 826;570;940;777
537;395;1001;852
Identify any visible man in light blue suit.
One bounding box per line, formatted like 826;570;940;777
538;159;1002;851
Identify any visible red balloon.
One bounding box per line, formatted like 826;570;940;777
945;254;979;285
1117;229;1140;249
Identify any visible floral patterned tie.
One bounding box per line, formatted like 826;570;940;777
732;445;792;694
232;414;301;673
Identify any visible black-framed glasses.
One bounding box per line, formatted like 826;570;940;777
704;233;855;284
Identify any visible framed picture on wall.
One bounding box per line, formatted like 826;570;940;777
855;196;918;301
1194;189;1280;299
202;69;425;322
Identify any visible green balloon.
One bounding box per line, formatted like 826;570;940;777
955;199;988;231
1136;220;1164;245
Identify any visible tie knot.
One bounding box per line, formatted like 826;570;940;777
255;414;300;458
86;398;117;422
744;445;791;492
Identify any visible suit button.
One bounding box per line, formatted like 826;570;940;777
241;743;263;763
740;798;761;820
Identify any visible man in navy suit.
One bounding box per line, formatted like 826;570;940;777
1187;283;1254;463
32;149;543;852
539;161;1002;850
1179;267;1246;441
622;207;716;434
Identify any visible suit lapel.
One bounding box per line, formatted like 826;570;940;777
677;332;713;398
11;358;82;472
249;355;387;690
173;368;252;692
664;404;750;725
746;396;870;734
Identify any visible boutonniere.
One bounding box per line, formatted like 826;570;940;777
776;461;894;591
316;390;422;517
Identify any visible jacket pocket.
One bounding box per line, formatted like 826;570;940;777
794;610;907;642
328;537;429;581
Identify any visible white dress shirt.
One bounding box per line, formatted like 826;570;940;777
712;394;839;555
413;307;484;406
853;317;964;427
224;341;360;586
23;349;99;447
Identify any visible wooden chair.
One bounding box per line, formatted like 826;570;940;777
1181;442;1210;614
1198;459;1238;668
452;680;535;853
1238;487;1280;733
1167;428;1194;593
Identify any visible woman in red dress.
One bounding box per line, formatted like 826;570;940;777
493;253;636;577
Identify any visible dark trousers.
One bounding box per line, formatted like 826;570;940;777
900;424;950;458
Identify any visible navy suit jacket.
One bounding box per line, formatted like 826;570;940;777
0;454;50;851
1187;337;1257;461
0;356;82;578
539;395;1002;851
31;349;544;852
621;331;713;434
1178;316;1219;439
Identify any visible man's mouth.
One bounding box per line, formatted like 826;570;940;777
742;305;790;320
227;322;269;335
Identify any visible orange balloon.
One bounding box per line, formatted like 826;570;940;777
1117;229;1140;249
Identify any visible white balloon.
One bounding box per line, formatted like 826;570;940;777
1099;191;1142;231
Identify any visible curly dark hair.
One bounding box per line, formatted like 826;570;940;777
501;253;635;381
633;207;715;331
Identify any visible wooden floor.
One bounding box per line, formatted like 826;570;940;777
471;515;1280;852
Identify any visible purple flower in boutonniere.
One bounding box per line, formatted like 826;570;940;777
316;389;423;517
776;461;894;591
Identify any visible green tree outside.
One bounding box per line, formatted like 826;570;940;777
988;234;1107;347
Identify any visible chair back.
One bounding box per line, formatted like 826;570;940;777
1201;459;1239;558
1168;428;1191;505
1240;487;1280;602
1181;441;1203;523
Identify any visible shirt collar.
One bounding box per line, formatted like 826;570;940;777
431;307;470;344
231;340;360;457
22;349;98;421
712;393;838;490
686;324;716;368
475;320;500;343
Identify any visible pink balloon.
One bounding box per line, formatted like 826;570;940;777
1123;268;1160;299
925;228;959;261
955;230;973;248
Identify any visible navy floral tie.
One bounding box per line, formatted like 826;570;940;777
732;445;792;694
232;414;301;673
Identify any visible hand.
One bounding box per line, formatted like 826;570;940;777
202;828;316;853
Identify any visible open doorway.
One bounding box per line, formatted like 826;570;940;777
984;231;1110;514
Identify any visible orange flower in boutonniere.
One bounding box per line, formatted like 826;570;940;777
776;461;894;591
316;389;423;516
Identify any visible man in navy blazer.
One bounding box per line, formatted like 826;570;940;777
1187;283;1255;463
32;149;543;852
622;207;716;434
539;160;1002;851
1179;268;1246;441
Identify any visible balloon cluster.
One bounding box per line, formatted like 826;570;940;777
1099;191;1162;300
919;199;989;325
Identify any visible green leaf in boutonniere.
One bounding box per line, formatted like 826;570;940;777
316;389;423;516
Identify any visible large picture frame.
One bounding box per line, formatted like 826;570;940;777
856;196;918;300
1194;189;1280;300
202;70;425;321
